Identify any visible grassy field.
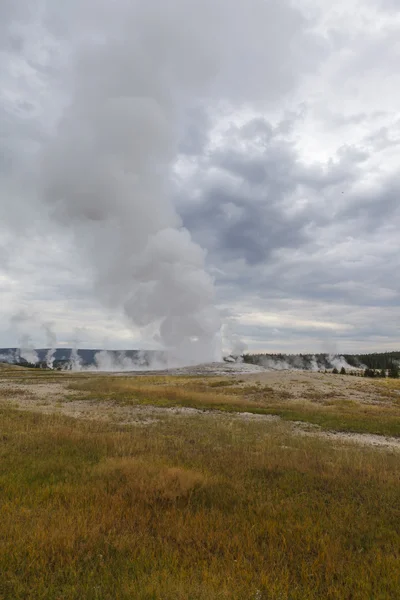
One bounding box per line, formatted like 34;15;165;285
66;373;400;437
0;366;400;598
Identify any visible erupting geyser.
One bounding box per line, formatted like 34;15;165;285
41;4;224;365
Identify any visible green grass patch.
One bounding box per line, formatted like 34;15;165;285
259;403;400;437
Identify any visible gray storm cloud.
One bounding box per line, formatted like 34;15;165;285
3;0;400;356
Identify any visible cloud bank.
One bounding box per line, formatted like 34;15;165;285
1;0;400;355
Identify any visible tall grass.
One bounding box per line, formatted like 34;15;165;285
0;407;399;599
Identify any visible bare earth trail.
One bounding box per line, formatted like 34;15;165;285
1;365;400;452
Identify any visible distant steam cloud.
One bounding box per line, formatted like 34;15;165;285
18;335;39;365
10;311;39;364
247;353;356;372
42;322;57;368
94;350;164;372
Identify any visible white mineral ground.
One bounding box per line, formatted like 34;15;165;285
0;365;399;451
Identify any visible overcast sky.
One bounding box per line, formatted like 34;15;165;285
1;0;400;354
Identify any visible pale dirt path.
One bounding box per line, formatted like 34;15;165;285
0;371;399;451
293;422;400;451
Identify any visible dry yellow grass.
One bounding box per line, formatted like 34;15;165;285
0;404;399;599
94;457;207;501
68;376;270;411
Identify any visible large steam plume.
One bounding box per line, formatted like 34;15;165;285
41;3;227;365
38;0;319;364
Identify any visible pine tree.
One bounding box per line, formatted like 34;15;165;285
364;368;376;378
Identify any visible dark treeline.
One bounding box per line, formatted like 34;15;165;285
243;351;400;371
344;351;400;370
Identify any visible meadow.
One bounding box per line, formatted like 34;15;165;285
0;364;399;599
